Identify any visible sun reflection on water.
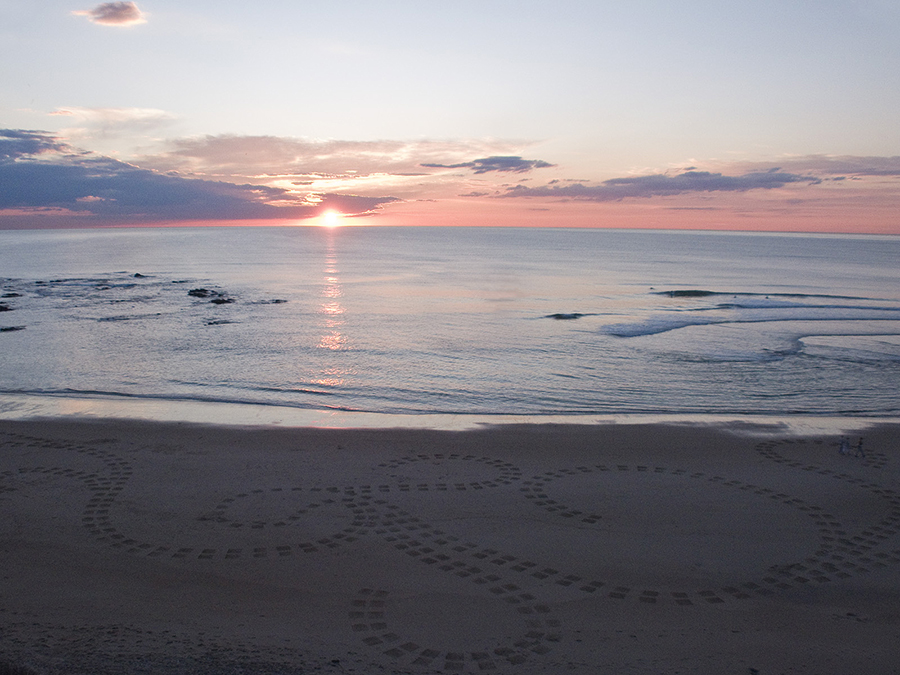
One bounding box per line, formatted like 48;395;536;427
317;234;351;371
312;366;347;388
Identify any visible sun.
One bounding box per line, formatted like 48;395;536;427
319;210;343;228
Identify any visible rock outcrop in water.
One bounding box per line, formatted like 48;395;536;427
188;288;235;304
546;313;585;320
187;288;216;298
655;289;717;297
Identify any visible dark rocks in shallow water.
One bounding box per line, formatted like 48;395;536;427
0;304;11;312
97;313;162;322
0;326;25;332
188;288;217;298
133;272;147;278
656;289;716;297
188;287;235;304
546;312;584;320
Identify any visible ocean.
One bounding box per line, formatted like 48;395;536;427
1;226;898;420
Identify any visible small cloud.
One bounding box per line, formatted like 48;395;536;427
73;2;146;27
421;156;554;174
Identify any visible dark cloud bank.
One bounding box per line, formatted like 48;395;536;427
504;170;822;201
0;129;67;159
422;156;554;174
0;130;397;228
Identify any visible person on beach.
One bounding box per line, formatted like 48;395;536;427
855;437;865;458
839;437;849;455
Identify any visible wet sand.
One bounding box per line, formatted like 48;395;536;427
1;419;898;674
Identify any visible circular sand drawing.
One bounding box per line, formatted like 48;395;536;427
2;431;899;672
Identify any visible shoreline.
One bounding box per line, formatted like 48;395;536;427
1;416;898;673
0;391;895;435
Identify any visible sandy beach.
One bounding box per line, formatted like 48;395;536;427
1;418;898;674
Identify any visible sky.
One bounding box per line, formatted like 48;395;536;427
2;0;900;233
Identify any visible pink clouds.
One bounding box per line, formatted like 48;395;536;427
0;129;398;228
132;134;552;210
3;127;899;234
138;135;535;180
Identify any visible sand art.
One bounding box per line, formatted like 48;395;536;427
1;421;898;674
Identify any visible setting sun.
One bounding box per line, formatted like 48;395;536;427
319;210;342;228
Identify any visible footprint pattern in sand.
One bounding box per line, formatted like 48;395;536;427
2;431;899;672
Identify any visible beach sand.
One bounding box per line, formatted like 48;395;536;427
1;418;898;674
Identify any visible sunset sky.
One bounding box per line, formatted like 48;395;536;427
2;1;899;233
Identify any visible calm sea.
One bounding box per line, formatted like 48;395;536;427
1;226;898;418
